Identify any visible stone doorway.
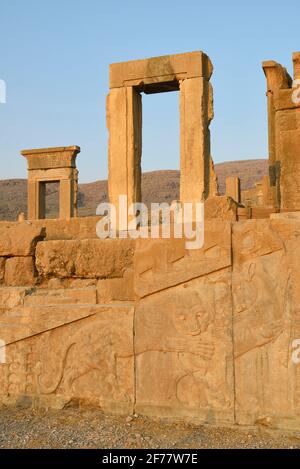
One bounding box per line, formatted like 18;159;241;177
106;51;217;229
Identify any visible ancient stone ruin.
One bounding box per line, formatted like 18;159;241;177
263;53;300;211
107;51;217;224
22;146;80;220
0;51;300;431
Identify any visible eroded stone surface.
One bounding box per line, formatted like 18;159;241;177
0;218;300;430
107;51;215;230
263;53;300;211
1;50;300;434
204;195;238;221
35;239;135;279
233;218;300;430
23;287;97;307
0;305;134;413
97;269;134;303
109;51;212;89
22;146;80;220
0;258;5;283
0;287;28;310
225;177;241;204
134;221;232;298
134;275;234;423
4;257;37;287
0;222;45;256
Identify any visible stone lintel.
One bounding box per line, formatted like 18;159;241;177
109;51;213;89
27;167;75;181
21;146;81;170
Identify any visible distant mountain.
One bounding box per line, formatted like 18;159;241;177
0;159;268;221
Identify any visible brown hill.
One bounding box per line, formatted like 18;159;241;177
0;159;268;221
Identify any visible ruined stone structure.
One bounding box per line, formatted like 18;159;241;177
263;53;300;210
241;175;273;209
1;215;300;430
1;51;300;432
22;146;80;220
107;52;217;228
226;176;241;204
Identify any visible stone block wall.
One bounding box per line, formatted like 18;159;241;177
0;222;45;287
1;217;300;431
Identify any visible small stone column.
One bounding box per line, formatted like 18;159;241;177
106;86;142;231
262;175;273;207
179;53;214;205
226;177;241;204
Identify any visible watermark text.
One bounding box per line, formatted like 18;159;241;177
96;196;204;250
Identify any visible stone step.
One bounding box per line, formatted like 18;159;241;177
23;287;97;307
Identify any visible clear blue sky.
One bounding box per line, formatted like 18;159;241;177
0;0;299;182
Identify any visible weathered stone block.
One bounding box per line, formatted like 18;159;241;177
263;53;300;210
280;130;300;210
4;257;37;287
31;216;102;240
237;207;251;220
135;276;234;423
110;51;213;89
0;257;5;283
232;218;300;430
22;146;80;220
232;219;283;267
35;238;135;279
23;287;97;307
179;76;211;203
107;86;142;231
107;51;214;230
0;222;45;256
225;177;241;203
97;269;134;303
0;303;105;345
21;146;80;170
134;221;232;298
0;305;135;414
0;287;28;309
204;195;238;221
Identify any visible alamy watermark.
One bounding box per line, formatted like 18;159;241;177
292;79;300;105
0;79;6;104
96;196;204;250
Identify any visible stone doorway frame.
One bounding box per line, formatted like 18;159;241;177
107;51;216;228
21;146;80;220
